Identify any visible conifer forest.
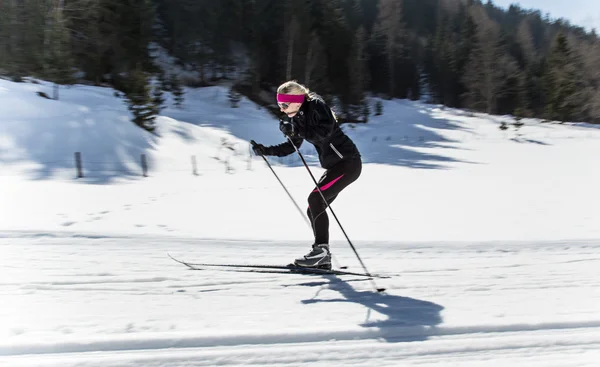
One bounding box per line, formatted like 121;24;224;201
2;0;600;129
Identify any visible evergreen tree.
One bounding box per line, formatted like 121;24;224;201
114;0;157;79
373;0;406;98
0;0;47;80
282;0;302;82
170;74;185;108
152;84;165;112
0;0;18;78
21;0;48;77
462;7;519;114
240;0;268;95
228;87;241;108
44;2;74;100
375;100;383;115
64;0;108;84
209;0;242;79
542;32;586;122
0;1;12;75
315;0;354;103
579;38;600;123
65;0;156;88
427;6;455;105
125;67;158;132
512;17;538;117
362;102;370;122
454;7;477;106
304;30;326;89
347;26;369;120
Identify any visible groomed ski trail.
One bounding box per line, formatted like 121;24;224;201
2;232;600;366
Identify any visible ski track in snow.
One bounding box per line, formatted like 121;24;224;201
1;234;600;366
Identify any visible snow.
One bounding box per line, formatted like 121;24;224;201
1;78;600;366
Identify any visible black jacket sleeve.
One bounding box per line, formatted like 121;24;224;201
266;137;304;157
303;100;337;142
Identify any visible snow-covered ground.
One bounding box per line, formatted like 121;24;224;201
1;78;600;366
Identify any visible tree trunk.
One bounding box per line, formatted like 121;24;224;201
285;18;298;81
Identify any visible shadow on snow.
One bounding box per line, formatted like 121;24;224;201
300;276;444;343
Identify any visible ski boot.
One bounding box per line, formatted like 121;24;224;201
294;244;332;270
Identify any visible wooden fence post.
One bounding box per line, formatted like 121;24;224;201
191;155;198;176
74;152;83;178
141;154;148;177
247;145;252;170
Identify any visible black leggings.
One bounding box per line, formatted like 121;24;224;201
307;157;362;245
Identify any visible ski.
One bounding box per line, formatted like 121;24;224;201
168;254;390;279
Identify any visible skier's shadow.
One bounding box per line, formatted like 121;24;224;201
300;277;444;342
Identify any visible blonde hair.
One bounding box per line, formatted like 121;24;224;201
277;80;338;121
277;80;310;96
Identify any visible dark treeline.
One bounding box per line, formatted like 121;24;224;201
2;0;600;130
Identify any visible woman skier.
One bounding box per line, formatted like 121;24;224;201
251;80;362;269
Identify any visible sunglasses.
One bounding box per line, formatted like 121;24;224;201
278;102;290;109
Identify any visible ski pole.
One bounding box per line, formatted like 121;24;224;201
251;141;344;270
287;137;385;293
258;152;310;228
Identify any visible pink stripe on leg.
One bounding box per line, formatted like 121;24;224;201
313;174;344;192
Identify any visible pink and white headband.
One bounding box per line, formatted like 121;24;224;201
276;94;305;103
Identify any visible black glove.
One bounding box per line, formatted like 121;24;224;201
279;120;296;137
250;140;268;156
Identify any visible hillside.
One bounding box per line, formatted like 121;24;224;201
1;78;599;242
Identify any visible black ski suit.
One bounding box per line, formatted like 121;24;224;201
262;96;362;245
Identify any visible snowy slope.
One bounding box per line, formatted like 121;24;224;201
1;78;600;366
